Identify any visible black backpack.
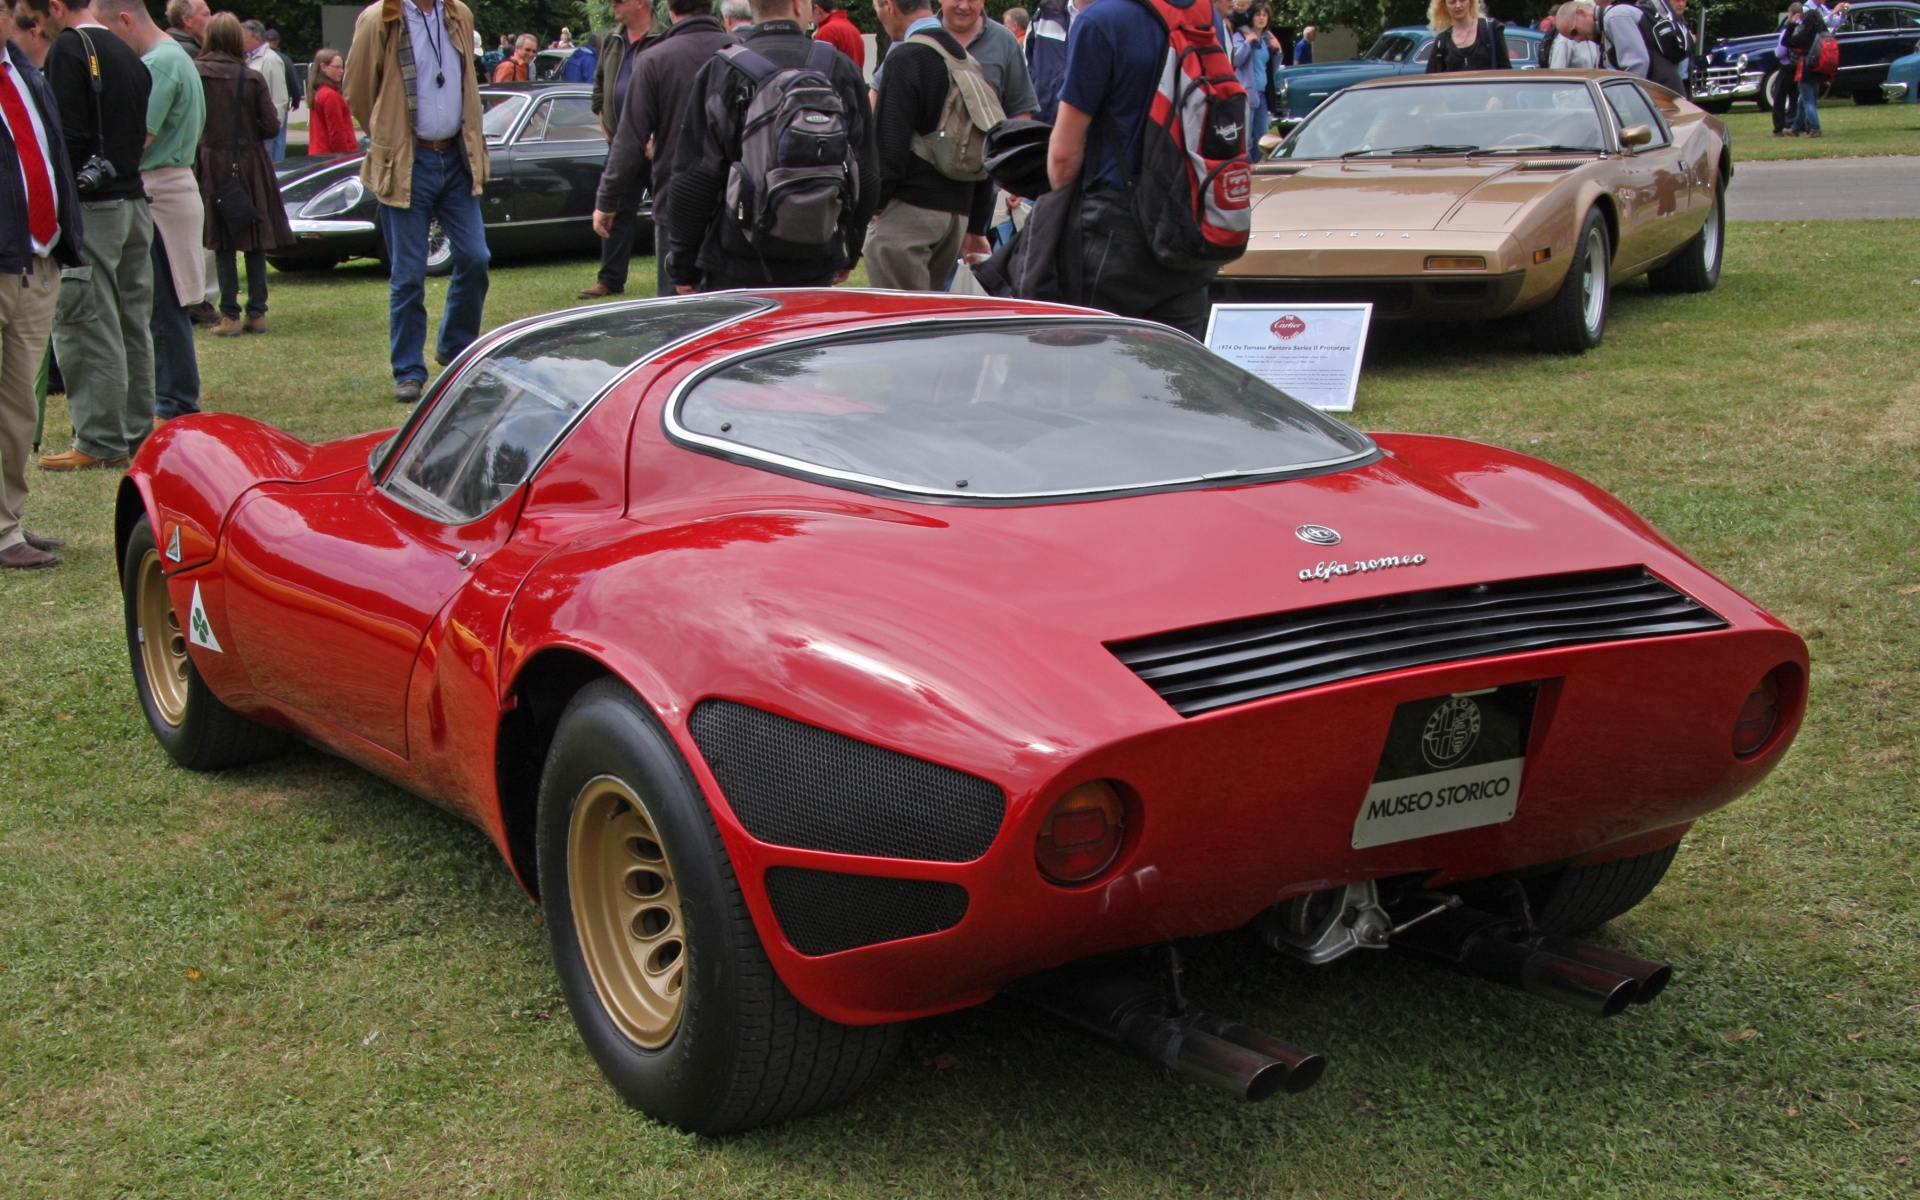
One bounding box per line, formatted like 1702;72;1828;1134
716;41;854;256
1636;0;1691;62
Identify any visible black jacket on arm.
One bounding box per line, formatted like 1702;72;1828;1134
44;25;149;202
664;19;877;288
0;40;83;272
874;28;994;234
596;14;734;215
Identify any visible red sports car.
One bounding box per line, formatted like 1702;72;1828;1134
116;291;1805;1133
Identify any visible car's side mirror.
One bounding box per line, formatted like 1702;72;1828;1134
1621;124;1654;150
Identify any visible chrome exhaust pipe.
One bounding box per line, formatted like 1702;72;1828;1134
1533;934;1672;1004
1027;975;1325;1101
1391;907;1658;1018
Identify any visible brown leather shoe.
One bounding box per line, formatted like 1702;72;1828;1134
212;316;245;337
38;447;117;471
187;301;221;326
23;531;65;550
0;541;58;569
244;315;268;333
577;282;620;299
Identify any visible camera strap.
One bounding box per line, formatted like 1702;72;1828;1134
71;28;106;164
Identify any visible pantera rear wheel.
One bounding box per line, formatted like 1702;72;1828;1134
537;678;900;1135
122;516;289;770
1528;842;1680;936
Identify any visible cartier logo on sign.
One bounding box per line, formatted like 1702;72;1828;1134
1270;314;1307;340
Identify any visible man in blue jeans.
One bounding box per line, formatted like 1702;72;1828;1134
344;0;490;404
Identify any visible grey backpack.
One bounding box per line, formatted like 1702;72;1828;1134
718;42;853;254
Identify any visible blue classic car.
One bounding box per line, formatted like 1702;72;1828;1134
1272;25;1545;120
1697;0;1920;110
1885;46;1920;97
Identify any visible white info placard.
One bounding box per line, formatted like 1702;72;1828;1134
1203;303;1373;413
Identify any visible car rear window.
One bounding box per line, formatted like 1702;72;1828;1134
670;320;1375;501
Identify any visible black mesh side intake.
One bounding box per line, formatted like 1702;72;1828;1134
764;868;970;956
689;700;1006;862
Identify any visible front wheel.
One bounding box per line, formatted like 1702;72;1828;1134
1693;97;1733;114
1648;183;1724;294
123;517;289;770
423;221;453;277
1529;207;1611;354
536;679;901;1135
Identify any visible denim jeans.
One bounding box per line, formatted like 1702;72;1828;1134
216;249;267;320
1793;81;1821;133
265;127;286;162
1247;97;1269;162
150;234;200;419
380;146;490;384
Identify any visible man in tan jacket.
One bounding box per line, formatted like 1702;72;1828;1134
343;0;490;404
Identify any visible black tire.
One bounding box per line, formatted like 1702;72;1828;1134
1647;183;1723;294
1853;87;1888;106
1529;842;1679;936
122;516;290;771
1528;206;1610;354
1693;97;1733;115
537;678;900;1135
1755;70;1776;113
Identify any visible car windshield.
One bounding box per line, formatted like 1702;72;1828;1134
1364;35;1419;62
1280;81;1607;159
482;93;530;140
672;321;1374;500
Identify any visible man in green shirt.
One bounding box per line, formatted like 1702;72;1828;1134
103;0;204;422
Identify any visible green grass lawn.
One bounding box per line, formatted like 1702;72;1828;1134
3;230;1917;1198
1725;95;1920;159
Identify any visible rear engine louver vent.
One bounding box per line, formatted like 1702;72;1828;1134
1109;567;1727;717
688;700;1006;862
764;868;969;956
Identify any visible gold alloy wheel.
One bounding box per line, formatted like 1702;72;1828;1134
136;549;191;726
568;776;687;1048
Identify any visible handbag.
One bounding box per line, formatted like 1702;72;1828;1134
210;68;259;235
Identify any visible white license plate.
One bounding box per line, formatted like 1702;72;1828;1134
1351;683;1537;850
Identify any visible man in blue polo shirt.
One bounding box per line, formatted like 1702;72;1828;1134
1045;0;1227;337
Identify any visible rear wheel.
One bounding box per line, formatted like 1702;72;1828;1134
1528;207;1610;354
1527;842;1680;936
123;517;289;770
537;679;900;1135
1648;183;1723;294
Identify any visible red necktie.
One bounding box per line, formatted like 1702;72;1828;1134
0;63;58;249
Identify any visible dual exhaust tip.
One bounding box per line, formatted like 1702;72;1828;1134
1028;974;1326;1103
1388;906;1672;1018
1030;903;1671;1102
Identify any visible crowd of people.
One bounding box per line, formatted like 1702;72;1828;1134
0;0;1844;570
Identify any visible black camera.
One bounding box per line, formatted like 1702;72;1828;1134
74;153;116;195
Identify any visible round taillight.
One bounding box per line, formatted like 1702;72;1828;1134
1035;780;1125;886
1732;668;1785;758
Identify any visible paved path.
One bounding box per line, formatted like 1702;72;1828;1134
1728;155;1920;220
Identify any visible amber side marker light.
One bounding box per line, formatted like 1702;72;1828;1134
1533;247;1553;263
1425;256;1486;271
1732;667;1790;758
1036;780;1126;885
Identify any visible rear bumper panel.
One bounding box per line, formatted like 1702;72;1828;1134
712;621;1805;1025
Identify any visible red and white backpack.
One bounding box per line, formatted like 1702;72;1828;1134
1120;0;1252;270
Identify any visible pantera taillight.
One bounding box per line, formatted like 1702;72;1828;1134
1035;781;1125;886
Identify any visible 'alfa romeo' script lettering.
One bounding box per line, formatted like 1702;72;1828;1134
1301;554;1426;582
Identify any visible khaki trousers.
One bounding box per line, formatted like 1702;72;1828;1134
864;200;966;292
54;198;156;462
0;256;59;553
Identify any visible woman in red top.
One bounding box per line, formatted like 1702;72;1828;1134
306;48;357;155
